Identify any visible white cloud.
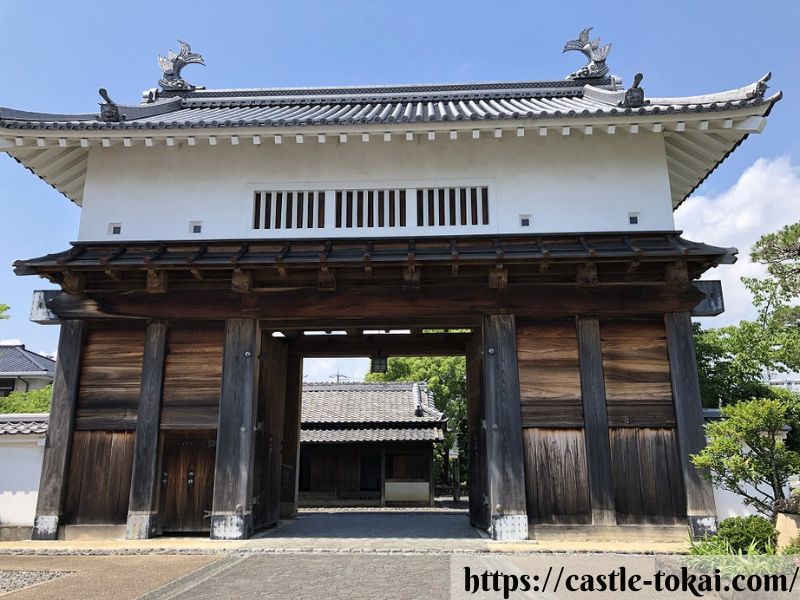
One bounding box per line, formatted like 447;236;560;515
675;156;800;327
0;338;22;346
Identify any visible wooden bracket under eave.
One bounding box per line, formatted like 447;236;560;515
576;262;598;286
403;266;421;287
665;260;689;285
488;266;508;289
231;268;253;293
318;267;336;291
62;271;85;295
145;269;168;294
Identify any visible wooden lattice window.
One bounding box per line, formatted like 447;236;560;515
253;191;325;230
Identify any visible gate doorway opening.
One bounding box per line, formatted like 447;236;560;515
267;327;479;538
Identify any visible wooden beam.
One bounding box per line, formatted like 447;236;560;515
48;284;706;324
289;332;470;357
210;319;261;539
482;314;527;540
32;320;87;540
126;321;167;539
279;354;303;519
576;316;616;526
664;312;718;538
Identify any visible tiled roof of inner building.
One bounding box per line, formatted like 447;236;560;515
301;382;443;425
300;427;444;444
0;345;55;376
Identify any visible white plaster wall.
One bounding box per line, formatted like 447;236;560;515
12;377;51;393
384;481;430;503
713;485;759;519
0;437;44;526
78;132;675;241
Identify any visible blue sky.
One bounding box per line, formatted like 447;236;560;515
1;1;798;379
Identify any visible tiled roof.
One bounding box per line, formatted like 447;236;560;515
0;75;775;130
300;427;444;443
13;233;738;287
302;382;442;424
301;382;445;444
0;345;55;376
0;73;781;208
0;413;48;435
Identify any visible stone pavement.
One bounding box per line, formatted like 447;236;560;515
147;554;451;600
0;554;219;599
0;510;694;597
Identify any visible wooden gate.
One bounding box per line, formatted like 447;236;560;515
466;332;489;529
158;430;216;533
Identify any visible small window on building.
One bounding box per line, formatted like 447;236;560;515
0;379;15;398
628;212;640;225
190;221;202;234
520;214;532;228
108;223;122;235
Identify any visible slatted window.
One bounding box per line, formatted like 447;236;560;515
255;186;490;232
253;191;325;230
335;189;406;229
416;187;489;227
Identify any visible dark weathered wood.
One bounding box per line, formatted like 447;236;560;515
466;333;488;529
517;320;583;427
160;323;224;429
576;316;616;526
63;430;135;525
49;283;706;323
288;332;469;358
257;337;288;528
609;427;685;525
279;354;303;519
482;314;528;540
157;430;216;533
522;428;591;524
664;312;717;535
32;320;87;540
126;321;167;539
601;319;676;427
74;325;145;430
210;319;261;539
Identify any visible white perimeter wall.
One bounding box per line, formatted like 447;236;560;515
12;376;51;393
0;436;44;527
78;132;675;241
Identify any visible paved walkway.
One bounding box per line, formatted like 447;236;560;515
0;510;690;556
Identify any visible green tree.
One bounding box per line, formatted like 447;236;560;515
694;221;800;408
365;356;466;487
0;304;8;319
692;396;800;518
0;384;53;413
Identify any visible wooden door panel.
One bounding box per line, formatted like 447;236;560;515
158;430;216;533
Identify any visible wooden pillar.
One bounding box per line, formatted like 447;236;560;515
32;320;87;540
482;314;528;540
429;448;435;507
665;312;718;537
380;446;386;507
210;319;261;540
279;354;303;519
575;316;617;526
126;321;167;539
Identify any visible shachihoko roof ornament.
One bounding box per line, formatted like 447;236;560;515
563;27;612;79
158;40;205;91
